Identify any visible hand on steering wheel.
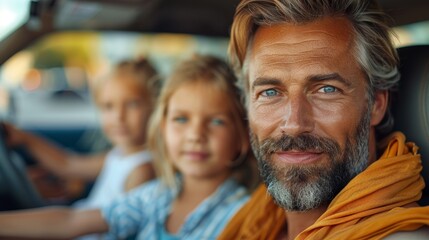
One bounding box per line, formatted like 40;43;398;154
0;122;45;210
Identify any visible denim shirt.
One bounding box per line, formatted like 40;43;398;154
102;177;249;240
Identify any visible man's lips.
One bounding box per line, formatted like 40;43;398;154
274;151;323;164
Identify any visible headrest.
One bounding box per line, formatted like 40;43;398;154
392;45;429;203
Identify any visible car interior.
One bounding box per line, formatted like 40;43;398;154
393;45;429;205
0;0;428;211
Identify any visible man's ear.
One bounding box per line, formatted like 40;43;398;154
370;90;388;126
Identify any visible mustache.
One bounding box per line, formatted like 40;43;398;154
257;134;341;156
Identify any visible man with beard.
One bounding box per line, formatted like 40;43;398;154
218;0;429;239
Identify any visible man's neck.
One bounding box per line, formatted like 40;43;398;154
279;206;327;240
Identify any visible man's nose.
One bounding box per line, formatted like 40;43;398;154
279;93;314;136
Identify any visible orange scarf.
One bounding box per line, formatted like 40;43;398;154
218;132;429;240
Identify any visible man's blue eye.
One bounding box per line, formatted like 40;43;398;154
262;89;278;97
320;86;337;93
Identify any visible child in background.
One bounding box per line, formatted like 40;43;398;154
0;54;259;239
4;58;159;209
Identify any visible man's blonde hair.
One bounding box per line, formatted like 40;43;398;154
229;0;399;134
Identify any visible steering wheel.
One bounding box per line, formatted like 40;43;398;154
0;122;45;210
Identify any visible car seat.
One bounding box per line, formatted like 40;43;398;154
392;45;429;205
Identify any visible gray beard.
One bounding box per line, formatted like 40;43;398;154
250;110;370;211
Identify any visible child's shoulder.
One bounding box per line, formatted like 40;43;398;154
129;178;172;197
133;178;161;190
219;178;250;202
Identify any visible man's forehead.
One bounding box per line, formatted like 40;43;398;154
246;17;358;82
250;16;354;59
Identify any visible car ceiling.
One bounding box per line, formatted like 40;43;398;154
52;0;241;36
48;0;429;34
0;0;428;64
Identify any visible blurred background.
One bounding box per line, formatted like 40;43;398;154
0;0;428;152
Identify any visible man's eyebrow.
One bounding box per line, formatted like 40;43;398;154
251;73;352;90
251;77;282;91
308;73;352;87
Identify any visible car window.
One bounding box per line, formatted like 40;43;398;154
393;20;429;47
0;0;30;42
0;31;229;118
0;31;229;152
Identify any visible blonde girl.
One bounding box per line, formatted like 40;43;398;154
4;58;159;209
0;54;258;239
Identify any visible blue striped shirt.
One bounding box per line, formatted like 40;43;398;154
101;178;249;240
